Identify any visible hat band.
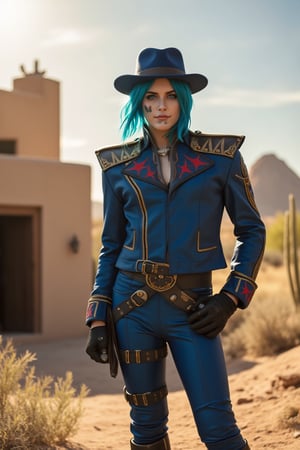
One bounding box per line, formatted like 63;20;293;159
138;66;185;76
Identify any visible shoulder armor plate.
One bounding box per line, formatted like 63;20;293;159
95;138;143;171
190;131;245;158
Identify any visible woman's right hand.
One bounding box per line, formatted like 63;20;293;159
86;325;109;363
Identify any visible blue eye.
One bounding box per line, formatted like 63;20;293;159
145;94;156;100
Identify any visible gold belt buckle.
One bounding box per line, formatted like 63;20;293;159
146;273;177;292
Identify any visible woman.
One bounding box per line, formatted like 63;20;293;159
86;47;265;450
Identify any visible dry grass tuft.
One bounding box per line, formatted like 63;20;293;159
221;262;300;358
276;405;300;433
0;337;89;449
213;256;300;359
223;296;300;358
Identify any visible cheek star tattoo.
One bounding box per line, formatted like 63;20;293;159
144;105;152;113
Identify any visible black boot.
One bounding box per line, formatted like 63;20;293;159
130;434;171;449
243;441;250;449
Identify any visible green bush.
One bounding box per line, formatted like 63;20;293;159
266;213;285;251
0;337;88;449
267;212;300;252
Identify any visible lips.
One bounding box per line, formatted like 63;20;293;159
155;116;170;120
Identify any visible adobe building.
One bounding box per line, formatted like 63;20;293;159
0;61;92;342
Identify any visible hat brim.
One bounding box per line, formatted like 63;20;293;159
114;73;208;95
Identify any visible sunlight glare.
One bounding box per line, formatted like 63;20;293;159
0;0;35;33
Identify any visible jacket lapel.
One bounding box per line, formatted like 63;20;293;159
169;142;214;192
122;140;214;190
122;148;167;189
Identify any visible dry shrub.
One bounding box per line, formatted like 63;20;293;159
223;295;300;359
0;337;88;449
276;405;300;432
216;257;300;358
221;310;247;359
246;298;300;356
262;249;283;267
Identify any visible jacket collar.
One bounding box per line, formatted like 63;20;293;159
123;129;214;191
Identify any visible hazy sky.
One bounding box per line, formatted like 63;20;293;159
0;0;299;201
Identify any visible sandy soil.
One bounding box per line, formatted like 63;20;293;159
13;337;300;449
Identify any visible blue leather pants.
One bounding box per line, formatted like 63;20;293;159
113;271;246;449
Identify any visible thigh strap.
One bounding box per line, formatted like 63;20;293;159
120;344;168;364
123;384;168;407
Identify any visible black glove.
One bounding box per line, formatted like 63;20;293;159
86;326;109;363
188;292;237;338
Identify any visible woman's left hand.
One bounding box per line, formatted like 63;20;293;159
188;292;237;338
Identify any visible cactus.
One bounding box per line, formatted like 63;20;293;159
284;193;300;310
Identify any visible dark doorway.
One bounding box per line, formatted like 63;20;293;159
0;208;40;333
0;140;16;155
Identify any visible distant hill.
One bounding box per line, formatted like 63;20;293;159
250;153;300;217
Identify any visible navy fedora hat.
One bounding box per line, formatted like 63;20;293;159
114;47;208;95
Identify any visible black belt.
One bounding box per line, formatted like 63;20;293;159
135;259;211;283
112;262;211;322
123;269;212;290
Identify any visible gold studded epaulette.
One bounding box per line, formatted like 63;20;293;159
190;131;245;158
95;138;143;171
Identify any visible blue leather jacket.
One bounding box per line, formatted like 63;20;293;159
86;129;265;324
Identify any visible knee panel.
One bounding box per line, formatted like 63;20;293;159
194;401;242;447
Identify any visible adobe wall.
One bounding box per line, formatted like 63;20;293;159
0;155;92;340
0;75;60;160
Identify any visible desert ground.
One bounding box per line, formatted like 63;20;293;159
13;336;300;450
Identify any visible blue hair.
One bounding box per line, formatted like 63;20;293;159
120;79;193;142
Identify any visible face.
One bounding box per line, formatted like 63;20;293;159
142;78;180;139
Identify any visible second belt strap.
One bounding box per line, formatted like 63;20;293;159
112;270;212;322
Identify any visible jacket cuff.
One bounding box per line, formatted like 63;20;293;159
85;295;112;326
222;272;257;309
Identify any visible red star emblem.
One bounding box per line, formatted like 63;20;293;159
241;283;253;302
146;166;155;178
179;160;192;177
86;303;94;318
128;159;148;175
185;155;209;169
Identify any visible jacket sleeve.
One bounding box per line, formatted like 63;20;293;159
221;150;266;308
86;169;126;325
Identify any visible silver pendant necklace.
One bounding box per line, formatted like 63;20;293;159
157;147;171;157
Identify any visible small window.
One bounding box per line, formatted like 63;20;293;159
0;140;16;155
